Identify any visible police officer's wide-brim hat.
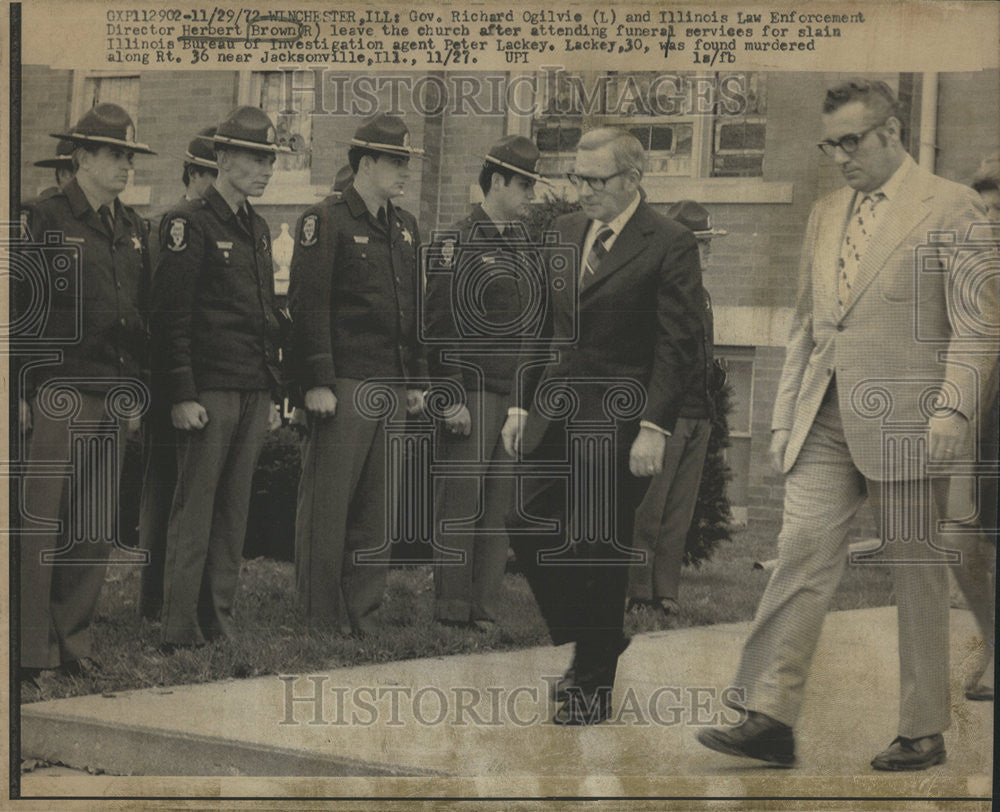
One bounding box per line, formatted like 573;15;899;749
34;139;76;169
341;114;425;158
185;126;218;169
203;106;292;154
667;199;728;238
50;103;156;155
485;135;545;183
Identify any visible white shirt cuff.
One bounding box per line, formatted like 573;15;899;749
507;407;529;417
640;420;671;437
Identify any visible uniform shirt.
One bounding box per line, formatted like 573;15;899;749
151;185;281;403
288;184;427;390
424;204;531;398
17;177;150;396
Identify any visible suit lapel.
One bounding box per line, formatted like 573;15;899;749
840;163;931;318
581;205;651;295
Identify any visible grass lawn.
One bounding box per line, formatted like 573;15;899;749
19;527;894;704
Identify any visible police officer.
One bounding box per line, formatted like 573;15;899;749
151;106;285;650
289;114;426;636
424;135;542;628
30;139;77;201
18;103;155;680
137;126;219;621
626;199;722;625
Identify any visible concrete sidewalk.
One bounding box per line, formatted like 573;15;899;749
19;607;993;802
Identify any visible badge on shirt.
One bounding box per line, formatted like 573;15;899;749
300;214;318;247
400;226;413;245
353;235;369;244
261;233;270;254
217;240;233;260
131;234;143;253
167;217;188;252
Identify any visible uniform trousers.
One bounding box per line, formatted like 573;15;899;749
137;400;174;620
734;391;951;739
433;389;514;623
20;392;127;669
295;378;402;634
628;416;711;602
160;389;271;645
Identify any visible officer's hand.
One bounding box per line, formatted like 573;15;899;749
268;404;282;431
406;388;426;415
304;387;337;418
172;400;209;431
501;412;526;457
769;429;790;473
629;427;666;477
929;409;969;462
443;405;472;437
19;398;32;435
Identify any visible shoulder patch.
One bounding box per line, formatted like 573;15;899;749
166;217;189;252
300;214;318;247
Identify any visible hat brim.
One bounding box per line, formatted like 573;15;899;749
340;138;426;158
484;154;549;184
206;134;293;154
692;228;728;238
34;157;75;168
184;152;219;169
50;132;155;155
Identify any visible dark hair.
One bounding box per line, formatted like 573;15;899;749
348;146;389;173
182;163;218;188
477;162;522;196
822;79;906;141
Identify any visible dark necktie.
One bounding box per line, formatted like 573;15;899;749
237;206;252;234
582;225;614;281
376;206;388;228
98;205;114;239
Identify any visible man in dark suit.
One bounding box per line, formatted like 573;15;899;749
501;128;703;724
425;135;542;629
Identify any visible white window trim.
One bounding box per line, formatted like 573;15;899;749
507;71;793;205
236;71;329;204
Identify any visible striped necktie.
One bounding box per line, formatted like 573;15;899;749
582;225;613;281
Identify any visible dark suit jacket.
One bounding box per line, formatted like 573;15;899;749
517;201;703;455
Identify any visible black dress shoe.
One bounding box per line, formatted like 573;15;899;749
553;686;612;726
696;710;796;766
550;667;577;702
60;657;103;677
870;734;946;771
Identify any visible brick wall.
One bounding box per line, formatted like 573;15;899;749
19;66;74;201
935;70;1000;186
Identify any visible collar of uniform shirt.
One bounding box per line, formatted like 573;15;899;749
77;182;117;221
583;191;641;256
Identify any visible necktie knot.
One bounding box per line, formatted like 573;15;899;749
377;206;388;227
97;205;114;236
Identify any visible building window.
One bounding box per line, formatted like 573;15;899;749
716;347;754;519
531;71;766;179
75;73;141;123
251;71;311;173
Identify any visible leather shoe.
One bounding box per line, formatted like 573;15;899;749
870;734;946;771
60;657;103;677
696;710;796;766
964;684;994;701
553;686;612;726
626;597;653;613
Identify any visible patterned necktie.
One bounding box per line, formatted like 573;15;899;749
837;192;885;310
582;225;614;282
98;205;114;239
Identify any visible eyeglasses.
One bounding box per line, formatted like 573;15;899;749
566;170;627;191
817;122;885;157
